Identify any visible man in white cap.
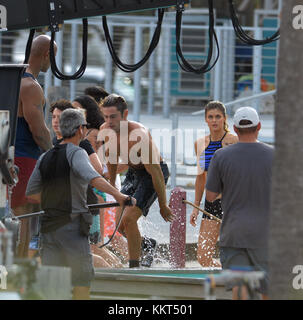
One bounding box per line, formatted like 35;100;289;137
205;106;274;300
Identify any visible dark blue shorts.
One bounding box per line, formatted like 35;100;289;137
40;216;94;287
121;162;169;217
204;198;223;220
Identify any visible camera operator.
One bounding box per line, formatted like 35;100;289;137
26;108;135;300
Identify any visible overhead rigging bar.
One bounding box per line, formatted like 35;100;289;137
1;0;190;31
1;0;280;78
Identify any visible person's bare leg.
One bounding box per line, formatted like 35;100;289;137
91;244;123;268
118;206;142;266
13;204;33;258
115;206;123;229
197;219;221;267
92;253;111;268
101;247;123;267
232;286;248;300
72;286;90;300
108;236;129;263
232;286;267;300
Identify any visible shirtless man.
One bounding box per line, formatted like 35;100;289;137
12;35;57;258
99;94;174;268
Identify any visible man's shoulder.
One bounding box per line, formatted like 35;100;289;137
257;142;275;159
66;143;89;166
217;141;274;159
129;121;150;142
129;120;147;131
21;76;42;92
217;142;239;154
258;141;274;150
211;143;240;163
20;77;43;101
66;143;85;154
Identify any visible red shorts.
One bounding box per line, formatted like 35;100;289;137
11;157;38;209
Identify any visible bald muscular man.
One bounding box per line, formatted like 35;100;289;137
12;35;57;258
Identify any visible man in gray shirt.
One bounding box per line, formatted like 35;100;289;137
26;108;134;300
205;106;274;300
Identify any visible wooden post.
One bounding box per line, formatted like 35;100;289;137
169;187;186;268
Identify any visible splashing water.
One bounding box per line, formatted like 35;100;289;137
137;199;203;269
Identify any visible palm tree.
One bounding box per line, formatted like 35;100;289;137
269;0;303;299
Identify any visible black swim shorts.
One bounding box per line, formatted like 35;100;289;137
204;198;223;220
121;162;169;217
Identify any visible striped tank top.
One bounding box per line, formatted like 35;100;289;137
199;132;227;171
15;72;41;160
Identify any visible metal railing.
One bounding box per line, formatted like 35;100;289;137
0;11;279;120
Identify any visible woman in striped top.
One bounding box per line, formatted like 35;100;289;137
190;101;238;267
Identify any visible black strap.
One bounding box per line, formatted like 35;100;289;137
102;9;165;73
220;131;227;141
23;29;36;64
175;0;219;74
228;0;280;45
49;19;88;80
209;131;227;143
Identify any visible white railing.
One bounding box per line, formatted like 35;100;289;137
0;12;279;120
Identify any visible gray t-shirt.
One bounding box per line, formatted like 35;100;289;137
206;142;274;249
26;143;101;213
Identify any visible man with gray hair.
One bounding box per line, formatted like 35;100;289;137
26;108;135;300
205;106;274;300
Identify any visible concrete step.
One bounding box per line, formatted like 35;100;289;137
165;162;197;189
167;175;195;189
166;162;198;176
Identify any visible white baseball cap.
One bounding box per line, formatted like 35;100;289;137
233;106;260;128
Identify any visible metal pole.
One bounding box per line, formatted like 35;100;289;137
0;111;9;220
213;28;222;101
252;28;263;111
147;22;156;115
0;33;2;63
163;23;171;118
228;27;236;104
264;0;275;10
70;21;78;101
170;113;178;189
192;90;276;115
133;25;142;122
222;28;229;103
44;32;52;98
44;69;52;99
54;27;64;87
